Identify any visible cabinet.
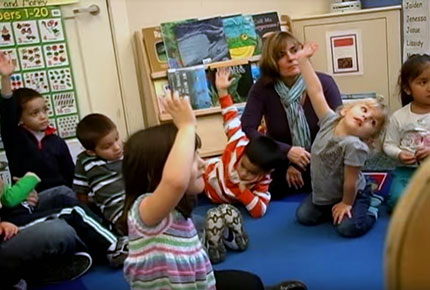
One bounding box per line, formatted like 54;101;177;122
291;6;402;112
134;16;292;157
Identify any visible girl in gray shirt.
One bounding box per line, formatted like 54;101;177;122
295;43;388;237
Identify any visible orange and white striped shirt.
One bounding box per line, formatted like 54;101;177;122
203;94;271;218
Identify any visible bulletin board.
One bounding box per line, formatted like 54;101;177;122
0;5;80;146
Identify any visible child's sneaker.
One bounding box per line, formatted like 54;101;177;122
107;236;128;268
219;204;248;251
204;206;227;264
29;252;92;285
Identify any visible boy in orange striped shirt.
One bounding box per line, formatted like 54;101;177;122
204;68;283;218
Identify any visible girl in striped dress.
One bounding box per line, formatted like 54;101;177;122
120;91;306;290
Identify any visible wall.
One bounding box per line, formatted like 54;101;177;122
119;0;332;125
124;0;332;33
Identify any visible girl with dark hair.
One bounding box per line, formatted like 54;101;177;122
383;54;430;210
121;91;306;290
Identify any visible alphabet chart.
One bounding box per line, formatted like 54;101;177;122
0;5;80;145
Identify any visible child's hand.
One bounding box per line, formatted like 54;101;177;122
215;67;234;97
415;145;430;162
399;150;416;165
26;191;39;207
296;42;319;60
286;166;304;189
332;201;352;224
0;221;19;240
162;89;195;130
0;52;15;76
238;182;247;193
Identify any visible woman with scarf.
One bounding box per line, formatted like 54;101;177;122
241;31;342;199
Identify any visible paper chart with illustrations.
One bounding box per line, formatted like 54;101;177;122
10;73;24;90
0;6;80;142
43;94;55;117
13;20;40;45
18;45;45;70
0;22;15;47
0;48;20;71
39;18;65;42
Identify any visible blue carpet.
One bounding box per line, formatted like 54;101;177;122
32;195;390;290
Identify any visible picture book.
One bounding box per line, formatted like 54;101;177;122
161;19;197;69
251;62;261;83
167;65;212;109
363;172;391;197
142;26;168;74
222;15;258;59
207;63;253;104
252;11;281;55
153;79;169;113
175;17;230;67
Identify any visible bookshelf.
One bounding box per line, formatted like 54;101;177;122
134;15;292;157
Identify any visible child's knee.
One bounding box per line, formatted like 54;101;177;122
32;219;78;253
387;186;405;212
335;215;375;238
296;204;319;225
56;185;77;199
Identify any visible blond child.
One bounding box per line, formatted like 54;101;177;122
295;43;387;237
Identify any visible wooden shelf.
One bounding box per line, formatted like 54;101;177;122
150;55;261;80
134;14;294;158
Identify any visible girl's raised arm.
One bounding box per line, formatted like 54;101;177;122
139;91;196;226
297;42;332;121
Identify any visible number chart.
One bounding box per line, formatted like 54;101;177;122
0;6;79;141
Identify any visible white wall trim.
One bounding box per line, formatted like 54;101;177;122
107;0;144;136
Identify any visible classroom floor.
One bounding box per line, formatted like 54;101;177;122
32;192;390;290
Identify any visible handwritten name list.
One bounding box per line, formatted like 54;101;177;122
403;0;429;61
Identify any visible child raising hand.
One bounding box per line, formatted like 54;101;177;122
204;68;282;218
295;42;387;237
0;51;75;191
121;90;305;290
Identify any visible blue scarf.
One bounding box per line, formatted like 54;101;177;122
275;75;311;148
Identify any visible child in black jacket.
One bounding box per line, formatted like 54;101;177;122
0;52;74;192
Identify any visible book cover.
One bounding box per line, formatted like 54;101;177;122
250;62;261;83
167;65;212;109
175;17;230;67
153;79;169;113
363;171;392;197
207;63;253;104
142;26;168;74
222;15;258;59
161;19;197;69
252;11;281;55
